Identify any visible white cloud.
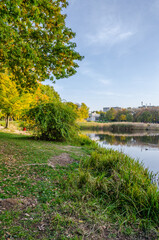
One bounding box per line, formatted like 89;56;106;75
98;78;111;85
80;64;111;85
87;24;134;46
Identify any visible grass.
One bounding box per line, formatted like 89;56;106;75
0;120;24;132
0;130;159;239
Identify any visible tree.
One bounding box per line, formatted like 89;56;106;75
0;0;83;91
106;108;117;121
138;111;152;123
120;114;126;122
0;72;21;127
0;73;49;127
151;110;159;123
78;103;89;121
40;84;61;102
0;110;4;119
66;102;89;121
66;102;79;112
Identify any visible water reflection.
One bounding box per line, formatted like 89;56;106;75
86;131;159;184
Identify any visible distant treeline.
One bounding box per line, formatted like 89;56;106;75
98;107;159;123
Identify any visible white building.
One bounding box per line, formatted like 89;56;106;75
87;112;100;122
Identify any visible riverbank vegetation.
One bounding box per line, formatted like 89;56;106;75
0;130;159;239
79;121;159;132
99;107;159;123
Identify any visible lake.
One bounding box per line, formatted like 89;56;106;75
85;131;159;182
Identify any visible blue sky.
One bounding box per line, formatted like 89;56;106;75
45;0;159;111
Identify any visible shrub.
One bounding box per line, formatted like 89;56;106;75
25;102;78;141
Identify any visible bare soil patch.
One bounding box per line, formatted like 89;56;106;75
0;197;37;211
48;153;74;167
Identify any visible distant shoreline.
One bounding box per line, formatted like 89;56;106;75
79;122;159;132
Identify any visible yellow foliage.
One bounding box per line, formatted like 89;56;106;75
0;72;20;117
0;73;50;120
120;114;127;121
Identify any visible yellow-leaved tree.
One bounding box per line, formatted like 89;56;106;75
0;73;50;128
66;102;89;121
0;73;21;128
78;103;89;121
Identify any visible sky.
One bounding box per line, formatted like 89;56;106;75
45;0;159;111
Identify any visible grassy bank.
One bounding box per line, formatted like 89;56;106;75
0;131;159;239
79;122;159;132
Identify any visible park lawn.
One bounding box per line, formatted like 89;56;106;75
0;131;159;239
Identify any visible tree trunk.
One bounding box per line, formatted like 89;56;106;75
5;114;9;128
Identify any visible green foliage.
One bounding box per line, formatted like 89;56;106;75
66;102;89;121
0;110;4;119
116;109;133;122
106;108;117;121
25;102;78;141
40;84;61;102
135;110;153;123
99;108;133;122
99;108;159;123
75;134;98;147
78;147;159;224
0;0;83;90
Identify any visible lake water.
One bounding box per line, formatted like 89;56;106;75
86;131;159;180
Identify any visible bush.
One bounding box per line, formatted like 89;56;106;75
25;102;78;141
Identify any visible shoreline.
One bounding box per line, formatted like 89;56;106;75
79;121;159;131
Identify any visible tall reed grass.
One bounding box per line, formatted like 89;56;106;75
79;122;159;132
77;145;159;226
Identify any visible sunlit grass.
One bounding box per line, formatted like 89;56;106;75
0;132;158;239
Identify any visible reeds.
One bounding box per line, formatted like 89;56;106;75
77;145;159;226
79;122;159;132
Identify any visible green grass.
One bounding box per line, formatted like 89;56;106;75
0;120;23;131
0;131;159;239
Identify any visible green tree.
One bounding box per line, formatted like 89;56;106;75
106;108;117;122
66;102;79;112
137;111;152;123
40;84;61;102
151;110;159;123
0;0;83;91
66;102;89;121
126;112;133;122
116;109;133;122
99;112;108;122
